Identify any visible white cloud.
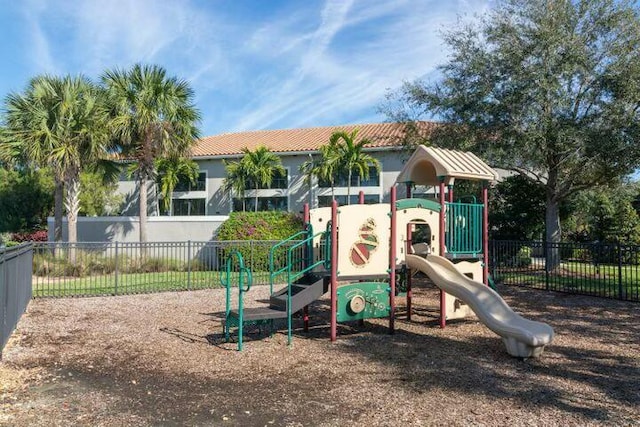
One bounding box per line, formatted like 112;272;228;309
12;0;493;135
21;0;57;74
230;0;491;132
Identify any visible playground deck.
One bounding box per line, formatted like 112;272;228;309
1;281;639;426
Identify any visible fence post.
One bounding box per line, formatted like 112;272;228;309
618;243;624;300
114;241;118;296
544;240;550;291
250;240;254;272
187;240;192;291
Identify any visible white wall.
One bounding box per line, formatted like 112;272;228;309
47;216;228;243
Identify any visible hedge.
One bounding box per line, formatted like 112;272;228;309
216;212;305;273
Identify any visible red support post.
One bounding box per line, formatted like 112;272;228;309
439;179;446;329
405;182;413;320
389;186;397;334
358;190;365;326
406;222;412;321
303;204;310;332
330;199;338;341
448;185;454;203
482;182;489;286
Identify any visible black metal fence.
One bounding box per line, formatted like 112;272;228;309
1;243;33;356
32;240;304;298
490;240;640;302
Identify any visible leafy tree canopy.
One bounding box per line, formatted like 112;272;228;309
564;182;640;244
78;171;124;217
386;0;640;244
0;168;54;232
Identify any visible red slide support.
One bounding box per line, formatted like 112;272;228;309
389;186;397;334
439;180;446;328
303;203;310;332
405;183;412;321
330;199;338;341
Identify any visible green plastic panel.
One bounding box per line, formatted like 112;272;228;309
336;282;390;322
445;201;483;256
395;198;441;212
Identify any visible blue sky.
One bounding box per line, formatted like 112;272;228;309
0;0;491;137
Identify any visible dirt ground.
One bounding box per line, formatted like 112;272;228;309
1;279;639;427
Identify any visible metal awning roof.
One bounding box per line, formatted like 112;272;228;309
396;145;499;185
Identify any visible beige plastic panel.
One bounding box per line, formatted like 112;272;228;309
309;207;332;268
443;260;482;320
396;145;499;186
336;204;391;277
395;207;441;267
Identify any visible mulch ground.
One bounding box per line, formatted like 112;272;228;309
1;279;639;426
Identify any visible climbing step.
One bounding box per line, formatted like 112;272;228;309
228;307;288;321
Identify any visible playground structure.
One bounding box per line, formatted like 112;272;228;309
222;145;554;358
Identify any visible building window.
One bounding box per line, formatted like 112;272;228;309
318;166;379;188
233;196;288;212
172;198;205;215
157;171;207;216
174;172;206;192
244;170;288;190
317;194;379;207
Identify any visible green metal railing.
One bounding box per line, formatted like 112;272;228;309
445;202;483;256
268;230;309;294
284;232;327;345
221;250;252;351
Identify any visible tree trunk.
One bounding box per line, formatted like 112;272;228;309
255;185;259;212
53;180;63;242
64;176;80;265
545;194;561;270
139;176;148;254
347;170;352;205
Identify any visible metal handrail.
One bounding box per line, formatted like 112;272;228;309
268;230;308;294
284;231;327;345
223;250;252;351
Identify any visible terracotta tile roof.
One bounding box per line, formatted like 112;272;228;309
191;122;438;158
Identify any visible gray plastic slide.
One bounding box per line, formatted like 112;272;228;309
405;254;554;358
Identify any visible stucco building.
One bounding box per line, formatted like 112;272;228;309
118;122;431;216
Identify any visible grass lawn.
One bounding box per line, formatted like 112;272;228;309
494;261;640;300
32;270;276;298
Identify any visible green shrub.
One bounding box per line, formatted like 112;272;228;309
216;212;305;273
571;248;591;262
515;246;532;267
216;211;304;241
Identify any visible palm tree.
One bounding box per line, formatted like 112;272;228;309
223;158;250;212
4;75;109;260
0;127;22;168
155;156;199;215
240;146;286;212
298;142;341;203
330;129;380;204
102;64;201;243
4;76;63;242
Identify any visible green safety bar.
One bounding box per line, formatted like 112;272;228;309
284;231;327;345
221;250;252;351
445;201;483;256
268;229;309;294
323;221;332;270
